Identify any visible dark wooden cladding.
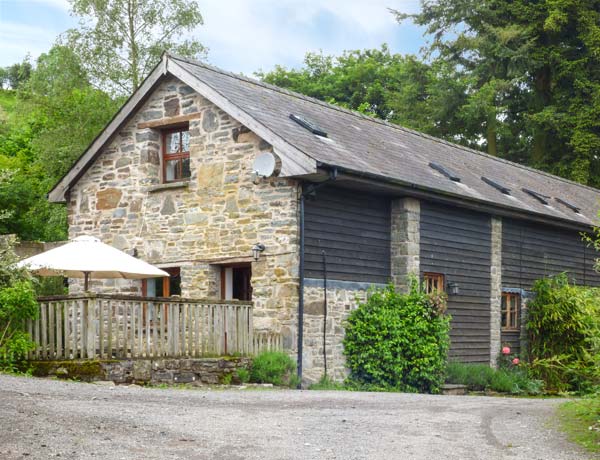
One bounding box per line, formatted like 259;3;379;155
501;331;520;355
303;186;391;283
420;201;492;363
502;219;600;289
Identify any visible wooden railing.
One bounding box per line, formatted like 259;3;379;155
29;294;255;360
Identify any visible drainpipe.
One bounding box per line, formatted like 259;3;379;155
297;168;337;388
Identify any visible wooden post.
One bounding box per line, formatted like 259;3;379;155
86;297;96;359
48;302;55;359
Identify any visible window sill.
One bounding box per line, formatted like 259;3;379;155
147;181;190;193
501;328;520;333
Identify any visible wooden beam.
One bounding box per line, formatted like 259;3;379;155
137;113;201;129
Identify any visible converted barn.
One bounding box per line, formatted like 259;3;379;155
48;53;600;382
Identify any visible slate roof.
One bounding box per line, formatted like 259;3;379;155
172;56;600;228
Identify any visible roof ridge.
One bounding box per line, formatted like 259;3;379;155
168;53;600;196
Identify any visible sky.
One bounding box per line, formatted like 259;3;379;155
0;0;428;75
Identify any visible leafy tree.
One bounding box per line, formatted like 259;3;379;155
258;46;440;133
63;0;206;95
0;59;33;90
394;0;600;185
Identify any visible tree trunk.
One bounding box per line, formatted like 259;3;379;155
486;114;498;157
128;0;139;90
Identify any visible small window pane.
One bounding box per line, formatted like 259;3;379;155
165;159;178;181
167;132;180;154
182;157;190;179
181;130;190;152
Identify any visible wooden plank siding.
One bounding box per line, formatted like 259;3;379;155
420;201;492;363
502;219;600;289
303;186;391;283
501;218;600;352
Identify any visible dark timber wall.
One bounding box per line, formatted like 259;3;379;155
501;218;600;352
420;201;492;363
502;219;600;289
303;186;391;283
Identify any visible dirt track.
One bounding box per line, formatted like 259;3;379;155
0;374;592;460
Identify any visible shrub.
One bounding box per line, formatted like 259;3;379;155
445;362;544;395
235;368;250;384
343;282;451;393
0;238;38;372
527;274;600;393
250;351;299;388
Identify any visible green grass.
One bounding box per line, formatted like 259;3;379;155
559;397;600;453
0;89;17;124
308;375;348;391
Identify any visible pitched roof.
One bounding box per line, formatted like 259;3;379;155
50;54;600;229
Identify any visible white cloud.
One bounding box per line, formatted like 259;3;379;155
196;0;423;74
0;21;58;63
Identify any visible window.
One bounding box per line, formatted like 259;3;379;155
143;267;181;298
162;127;190;182
423;272;445;294
220;264;252;301
501;292;520;331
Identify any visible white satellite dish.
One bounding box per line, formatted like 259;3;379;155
252;152;280;178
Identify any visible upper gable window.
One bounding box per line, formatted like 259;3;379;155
162;127;190;182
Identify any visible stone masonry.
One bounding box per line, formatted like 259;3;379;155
490;216;502;367
391;197;420;291
67;76;300;351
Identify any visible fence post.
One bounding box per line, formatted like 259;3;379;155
86;297;96;358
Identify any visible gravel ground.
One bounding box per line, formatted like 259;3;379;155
0;374;593;460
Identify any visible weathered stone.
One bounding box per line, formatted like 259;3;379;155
96;188;122;210
164;97;180;117
202;109;219;132
140;148;160;165
161;196;176;215
112;208;126;218
136;131;159;142
174;372;196;383
116;157;132;168
184;212;207;225
133;360;151;381
197;162;224;188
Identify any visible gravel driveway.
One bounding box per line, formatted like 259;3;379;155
0;374;593;460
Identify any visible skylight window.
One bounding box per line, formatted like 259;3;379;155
481;176;511;195
289;114;328;137
555;197;581;214
429;162;461;182
522;188;549;205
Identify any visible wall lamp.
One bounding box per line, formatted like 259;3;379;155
252;243;266;261
447;281;460;296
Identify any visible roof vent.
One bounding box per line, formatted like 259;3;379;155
522;188;549;205
481;176;510;195
429;162;461;182
555;197;581;214
289;114;327;137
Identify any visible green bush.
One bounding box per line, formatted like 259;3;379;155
527;274;600;393
235;368;250;384
445;362;544;395
0;238;38;371
250;351;299;388
343;282;451;393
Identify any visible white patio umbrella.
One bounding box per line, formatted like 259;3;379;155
16;235;169;291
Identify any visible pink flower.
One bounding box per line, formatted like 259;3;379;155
502;346;511;355
512;358;520;365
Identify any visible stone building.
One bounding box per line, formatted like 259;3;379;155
49;54;600;383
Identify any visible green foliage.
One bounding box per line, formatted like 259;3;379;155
250;351;299;388
0;237;38;371
63;0;206;94
343;283;450;393
559;395;600;453
221;373;233;385
527;274;600;393
0;58;32;90
445;362;544;395
308;375;347;391
235;368;250;384
395;0;600;186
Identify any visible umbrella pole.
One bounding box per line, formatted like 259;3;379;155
84;272;90;291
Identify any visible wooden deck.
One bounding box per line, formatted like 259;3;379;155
28;294;280;360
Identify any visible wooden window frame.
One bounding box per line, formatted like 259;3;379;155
220;263;252;301
162;126;190;183
501;292;520;332
423;272;445;294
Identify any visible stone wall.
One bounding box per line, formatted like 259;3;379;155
490;217;502;367
302;279;376;383
30;357;251;385
390;198;420;292
67;75;300;348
